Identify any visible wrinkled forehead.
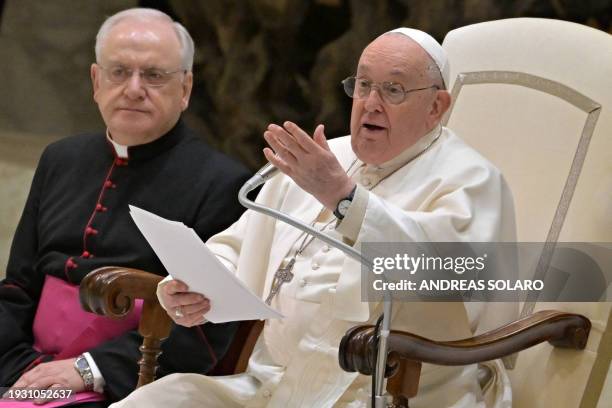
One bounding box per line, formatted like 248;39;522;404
356;34;432;82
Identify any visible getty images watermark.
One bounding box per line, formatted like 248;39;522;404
361;242;612;302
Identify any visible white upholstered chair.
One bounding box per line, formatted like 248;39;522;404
440;18;611;408
339;18;611;408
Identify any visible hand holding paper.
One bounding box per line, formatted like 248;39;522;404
129;205;283;323
159;279;211;327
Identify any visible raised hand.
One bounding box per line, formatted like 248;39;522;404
263;121;355;210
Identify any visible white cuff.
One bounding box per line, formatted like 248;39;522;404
82;352;105;394
156;275;174;311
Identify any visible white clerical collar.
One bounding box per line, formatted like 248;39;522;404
357;124;442;178
105;130;129;159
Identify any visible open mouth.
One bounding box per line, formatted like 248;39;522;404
363;123;386;131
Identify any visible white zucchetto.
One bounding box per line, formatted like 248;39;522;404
386;27;450;88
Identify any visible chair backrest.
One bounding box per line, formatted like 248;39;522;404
442;18;611;408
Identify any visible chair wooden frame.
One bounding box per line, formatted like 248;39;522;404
338;310;591;407
79;266;263;388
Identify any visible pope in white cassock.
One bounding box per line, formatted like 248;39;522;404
111;27;517;408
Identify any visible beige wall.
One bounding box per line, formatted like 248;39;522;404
0;131;49;278
0;0;134;278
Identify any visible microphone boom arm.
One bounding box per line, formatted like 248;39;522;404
239;176;367;265
238;166;393;407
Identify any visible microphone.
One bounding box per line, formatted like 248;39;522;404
257;162;280;181
243;162;280;191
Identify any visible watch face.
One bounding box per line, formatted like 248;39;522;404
76;357;89;370
338;199;351;215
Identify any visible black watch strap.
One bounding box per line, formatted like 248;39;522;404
333;185;357;220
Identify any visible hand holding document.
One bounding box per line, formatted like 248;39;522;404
129;205;283;323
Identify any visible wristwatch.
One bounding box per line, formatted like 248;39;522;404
333;185;357;220
74;355;94;391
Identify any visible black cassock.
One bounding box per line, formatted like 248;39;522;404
0;119;250;403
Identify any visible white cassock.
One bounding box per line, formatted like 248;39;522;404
111;125;516;408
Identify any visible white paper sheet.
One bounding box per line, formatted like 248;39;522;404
129;205;283;323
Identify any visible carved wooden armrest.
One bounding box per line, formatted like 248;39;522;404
79;266;172;387
339;310;591;406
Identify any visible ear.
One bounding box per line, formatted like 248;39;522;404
180;71;194;111
91;63;101;103
428;90;451;127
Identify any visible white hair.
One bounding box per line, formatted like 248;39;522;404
95;8;194;70
426;63;445;90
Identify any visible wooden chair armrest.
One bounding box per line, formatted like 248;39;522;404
79;266;265;388
79;266;172;387
339;310;591;404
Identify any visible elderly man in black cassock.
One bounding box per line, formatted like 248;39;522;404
0;8;249;407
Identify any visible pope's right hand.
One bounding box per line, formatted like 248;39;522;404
159;279;210;327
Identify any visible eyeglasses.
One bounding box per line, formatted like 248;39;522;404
341;76;438;105
98;65;187;87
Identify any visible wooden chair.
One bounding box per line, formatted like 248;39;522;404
79;266;263;388
340;18;612;407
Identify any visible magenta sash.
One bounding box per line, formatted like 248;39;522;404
0;275;143;407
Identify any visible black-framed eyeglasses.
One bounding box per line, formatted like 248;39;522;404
98;64;187;87
341;76;438;105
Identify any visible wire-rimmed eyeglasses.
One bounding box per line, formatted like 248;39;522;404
341;76;438;105
98;65;187;88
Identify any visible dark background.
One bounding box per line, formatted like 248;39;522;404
0;0;609;169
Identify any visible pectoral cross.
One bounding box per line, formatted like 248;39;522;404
265;258;296;305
